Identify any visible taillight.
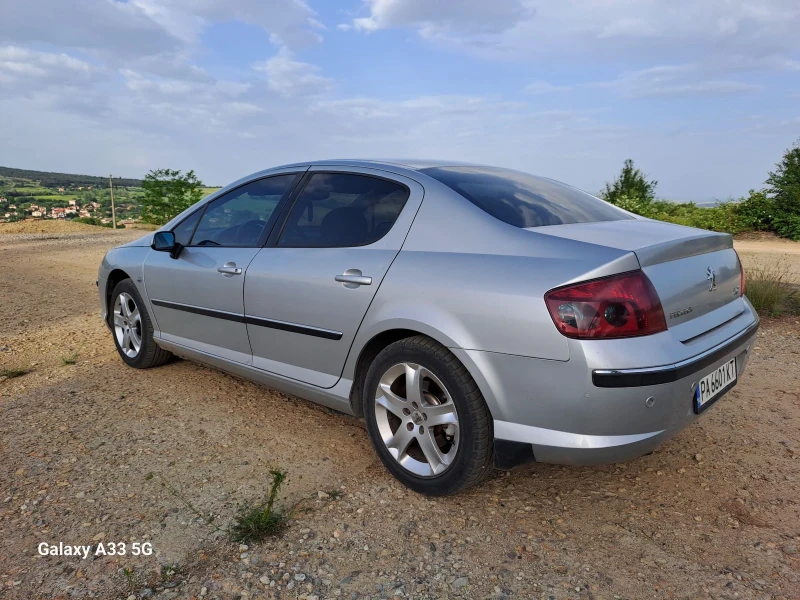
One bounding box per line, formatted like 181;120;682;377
544;271;667;339
734;250;745;296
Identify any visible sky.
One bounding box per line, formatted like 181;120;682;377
0;0;799;201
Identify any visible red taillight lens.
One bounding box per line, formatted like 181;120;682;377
544;271;667;339
734;250;745;296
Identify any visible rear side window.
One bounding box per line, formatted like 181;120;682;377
420;166;632;228
278;173;410;247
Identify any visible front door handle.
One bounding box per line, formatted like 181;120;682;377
335;269;372;288
217;262;243;277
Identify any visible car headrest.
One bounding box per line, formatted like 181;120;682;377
321;207;368;246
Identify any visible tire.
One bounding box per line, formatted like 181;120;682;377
109;279;172;369
363;335;494;495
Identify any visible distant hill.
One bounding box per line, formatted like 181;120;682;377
0;166;142;188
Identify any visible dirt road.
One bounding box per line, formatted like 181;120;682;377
1;227;798;600
735;232;800;284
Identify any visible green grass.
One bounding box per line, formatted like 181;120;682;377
156;466;291;547
14;186;52;194
745;262;800;317
229;469;289;544
1;368;29;379
33;194;72;201
122;567;135;590
160;564;178;582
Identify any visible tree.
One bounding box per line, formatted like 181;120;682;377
140;169;204;225
765;138;800;240
601;159;658;205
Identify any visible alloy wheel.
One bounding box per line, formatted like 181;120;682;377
113;292;142;358
374;362;460;477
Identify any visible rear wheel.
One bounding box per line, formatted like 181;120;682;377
363;336;494;495
110;279;172;369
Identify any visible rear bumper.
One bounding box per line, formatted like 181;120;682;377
591;319;759;388
480;317;759;469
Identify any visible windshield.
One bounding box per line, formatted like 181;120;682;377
420;166;632;228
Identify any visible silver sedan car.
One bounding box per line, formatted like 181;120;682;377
98;160;759;495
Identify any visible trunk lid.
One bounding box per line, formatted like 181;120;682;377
531;219;744;340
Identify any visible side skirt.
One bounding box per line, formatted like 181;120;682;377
154;338;356;416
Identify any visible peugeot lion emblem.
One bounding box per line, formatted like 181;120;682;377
706;266;716;291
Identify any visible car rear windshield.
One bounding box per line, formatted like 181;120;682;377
420;166;632;228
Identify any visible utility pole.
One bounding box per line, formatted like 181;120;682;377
109;175;117;229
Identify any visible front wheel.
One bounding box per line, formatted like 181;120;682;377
363;336;494;495
109;279;172;369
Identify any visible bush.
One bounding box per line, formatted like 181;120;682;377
765;138;800;240
603;144;800;239
772;212;800;241
602;159;658;205
734;190;774;231
73;217;104;226
745;262;800;317
612;193;656;217
141;169;204;225
616;194;745;234
73;217;125;229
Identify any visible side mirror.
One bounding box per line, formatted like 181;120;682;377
152;231;175;251
152;231;183;259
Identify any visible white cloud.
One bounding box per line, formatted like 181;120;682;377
254;47;332;97
0;46;100;89
344;0;800;77
0;0;180;59
0;0;796;204
525;80;571;95
0;59;792;202
0;0;324;85
589;64;762;98
131;0;323;50
349;0;527;34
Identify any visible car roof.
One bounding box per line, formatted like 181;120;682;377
273;158;484;171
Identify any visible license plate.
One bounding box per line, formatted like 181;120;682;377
694;357;737;413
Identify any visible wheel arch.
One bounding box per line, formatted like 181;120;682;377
347;322;496;420
105;269;132;325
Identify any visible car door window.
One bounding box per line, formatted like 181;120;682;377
190;174;300;247
172;209;202;246
277;173;410;247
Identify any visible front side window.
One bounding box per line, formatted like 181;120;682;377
172;209;202;246
420;166;632;228
277;173;409;247
190;174;299;247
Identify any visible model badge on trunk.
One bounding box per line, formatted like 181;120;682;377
669;307;693;319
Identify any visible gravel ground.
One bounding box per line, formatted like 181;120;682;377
1;230;798;600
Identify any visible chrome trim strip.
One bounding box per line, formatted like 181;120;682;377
595;319;759;376
592;318;759;387
494;420;664;449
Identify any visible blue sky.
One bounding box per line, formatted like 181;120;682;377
1;0;799;201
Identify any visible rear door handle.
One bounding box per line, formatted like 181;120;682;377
335;269;372;287
218;262;243;276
